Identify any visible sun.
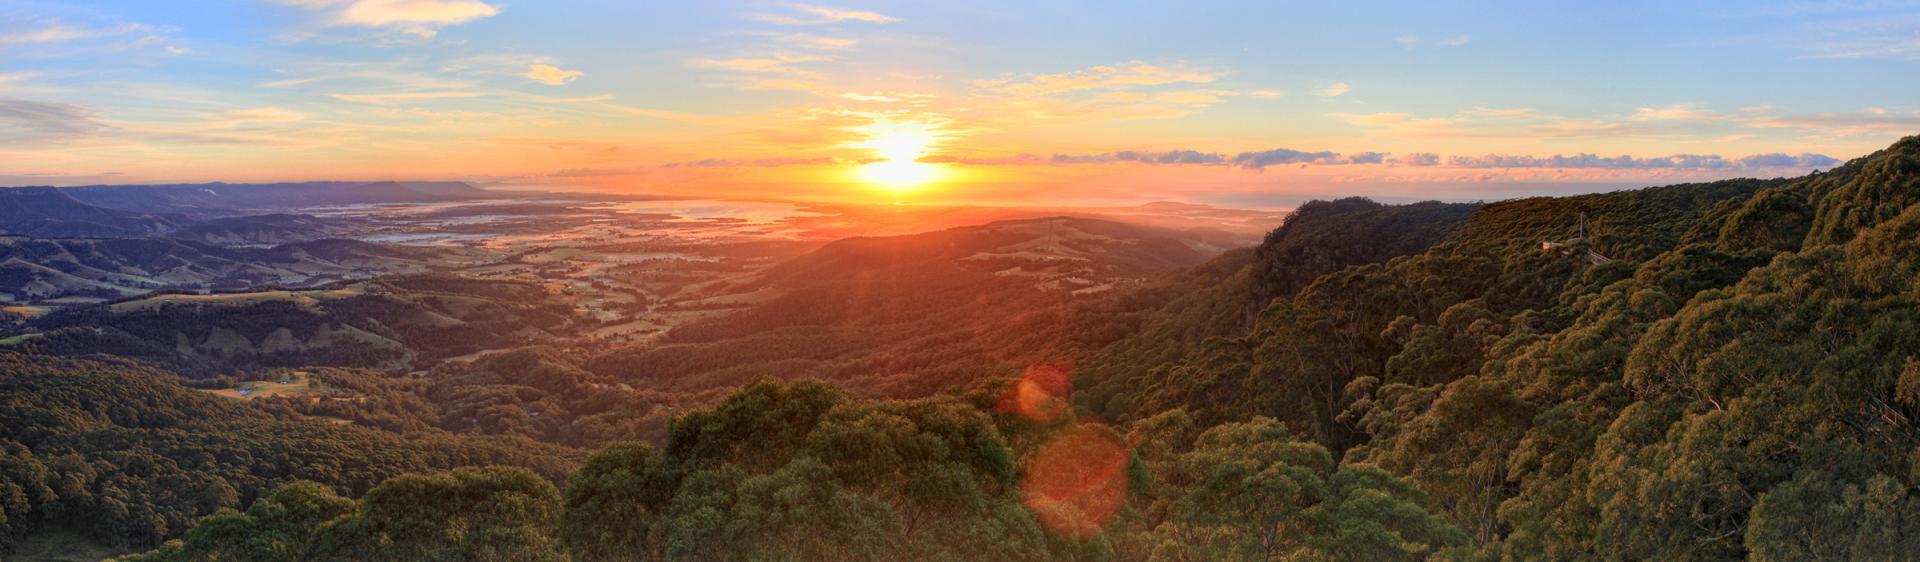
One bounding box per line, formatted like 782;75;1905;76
849;121;948;193
861;158;940;189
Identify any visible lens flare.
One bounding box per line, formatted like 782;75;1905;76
996;364;1071;423
1020;423;1129;537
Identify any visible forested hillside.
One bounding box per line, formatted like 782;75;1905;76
1080;135;1920;558
1074;198;1478;400
0;354;576;552
120;379;1467;562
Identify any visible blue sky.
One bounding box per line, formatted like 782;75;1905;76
1;1;1916;206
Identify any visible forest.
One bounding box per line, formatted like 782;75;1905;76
1;135;1917;560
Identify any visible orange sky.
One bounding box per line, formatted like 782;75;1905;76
3;1;1917;208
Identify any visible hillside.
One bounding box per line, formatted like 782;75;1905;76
1073;135;1920;558
9;275;576;373
0;187;175;237
61;181;495;215
0;237;456;303
588;216;1219;397
0;353;577;553
167;213;348;245
1073;198;1479;397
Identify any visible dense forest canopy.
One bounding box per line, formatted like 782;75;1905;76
0;136;1917;560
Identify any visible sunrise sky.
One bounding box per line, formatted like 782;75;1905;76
2;0;1917;207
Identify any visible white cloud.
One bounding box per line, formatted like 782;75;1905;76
750;31;860;50
205;107;309;124
0;22;154;45
1630;103;1723;121
1438;34;1471;46
327;91;486;104
1396;34;1420;49
528;94;615;104
525;63;584;85
687;54;831;93
974;60;1222;97
281;0;501;39
751;4;899;25
1315;82;1352;97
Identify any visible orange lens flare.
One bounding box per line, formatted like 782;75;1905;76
996;364;1072;423
1020;423;1129;537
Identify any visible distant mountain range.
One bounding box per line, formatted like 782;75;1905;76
0;181;495;238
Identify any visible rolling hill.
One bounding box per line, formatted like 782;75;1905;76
0;186;176;237
60;181;496;215
8;275;577;373
588;216;1221;396
0;236;458;303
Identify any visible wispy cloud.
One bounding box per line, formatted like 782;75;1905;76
750;31;860;50
661;156;841;168
528;93;615;104
1338;103;1919;144
0;21;156;45
1703;8;1920;60
279;0;502;39
687;54;830;93
839;91;938;103
1231;148;1345;169
1052;150;1228;165
0;98;106;145
1447;152;1840;169
258;57;478;91
750;4;899;25
525;63;583;85
327;91;487;104
595;102;711;124
203;107;309;124
1315;82;1352;98
962;61;1244;122
1397;33;1469;49
913;145;1844;172
974;60;1222;97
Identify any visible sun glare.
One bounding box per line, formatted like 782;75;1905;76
849;118;950;193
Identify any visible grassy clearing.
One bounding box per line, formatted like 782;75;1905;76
2;304;51;318
198;372;317;400
109;288;361;313
0;332;45;346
